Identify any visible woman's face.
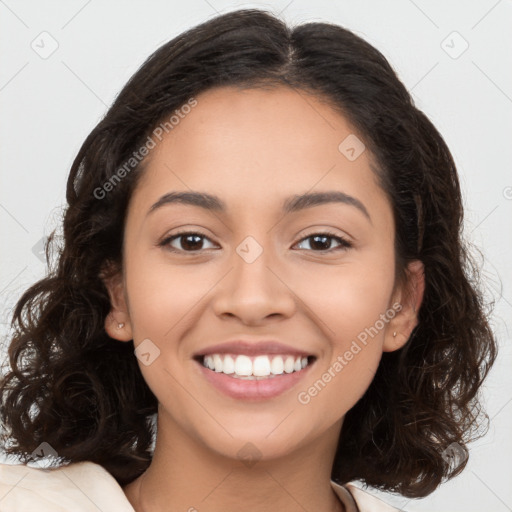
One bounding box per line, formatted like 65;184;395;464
106;85;420;462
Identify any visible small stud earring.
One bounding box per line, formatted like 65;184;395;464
393;331;397;337
118;323;125;329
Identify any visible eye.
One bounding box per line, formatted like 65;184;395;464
159;231;218;253
159;230;352;254
294;231;352;252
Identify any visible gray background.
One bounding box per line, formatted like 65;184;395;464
1;1;511;511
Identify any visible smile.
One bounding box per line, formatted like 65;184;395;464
194;353;316;400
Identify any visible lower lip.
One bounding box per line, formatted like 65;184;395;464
196;360;314;401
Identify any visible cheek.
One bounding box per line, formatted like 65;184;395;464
295;254;396;343
125;255;209;341
293;255;395;408
292;279;391;444
295;345;381;434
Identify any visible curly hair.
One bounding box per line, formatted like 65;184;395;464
0;8;497;497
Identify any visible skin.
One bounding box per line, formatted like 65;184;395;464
103;85;424;512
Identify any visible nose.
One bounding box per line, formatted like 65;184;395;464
211;238;297;326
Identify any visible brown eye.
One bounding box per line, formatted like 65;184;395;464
160;231;217;252
294;232;352;252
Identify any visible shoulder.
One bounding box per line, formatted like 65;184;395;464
0;461;135;511
331;480;403;512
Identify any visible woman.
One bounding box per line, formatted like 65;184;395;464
0;8;497;511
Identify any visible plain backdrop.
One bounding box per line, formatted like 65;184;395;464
1;1;511;511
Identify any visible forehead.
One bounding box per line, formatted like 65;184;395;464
129;85;390;223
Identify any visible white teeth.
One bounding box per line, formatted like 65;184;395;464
284;356;295;373
205;355;215;370
222;354;235;374
214;354;223;372
253;355;271;377
201;353;311;378
270;356;284;375
234;355;252;376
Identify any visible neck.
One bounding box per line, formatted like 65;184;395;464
124;411;344;512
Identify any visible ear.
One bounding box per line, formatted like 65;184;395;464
100;265;133;342
383;260;425;352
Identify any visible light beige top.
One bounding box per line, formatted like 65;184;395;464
0;461;401;511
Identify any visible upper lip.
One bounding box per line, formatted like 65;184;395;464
194;339;314;358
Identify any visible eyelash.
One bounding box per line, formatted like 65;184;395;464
159;230;353;254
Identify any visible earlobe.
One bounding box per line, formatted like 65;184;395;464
105;312;133;341
383;260;425;352
101;266;133;342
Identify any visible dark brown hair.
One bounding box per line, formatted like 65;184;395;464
0;8;497;497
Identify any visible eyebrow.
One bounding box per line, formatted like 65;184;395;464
147;190;371;222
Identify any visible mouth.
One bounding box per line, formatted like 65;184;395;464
195;353;316;379
193;353;317;400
